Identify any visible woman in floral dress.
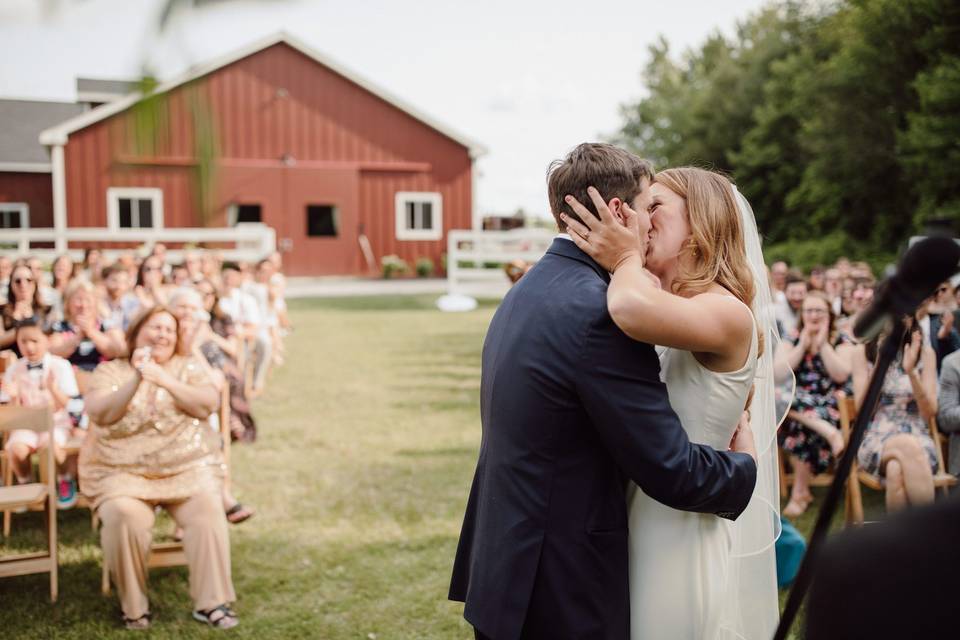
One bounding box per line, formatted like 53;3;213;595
775;291;852;517
851;317;939;512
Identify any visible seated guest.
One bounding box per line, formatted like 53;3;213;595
184;250;204;283
170;287;256;523
939;350;960;484
219;262;270;395
808;266;825;291
923;281;960;373
134;255;170;309
824;268;843;316
50;279;126;372
81;248;104;285
851;317;939;512
101;263;141;332
775;291;852;517
194;279;257;442
0;254;13;304
2;317;82;508
776;272;807;339
48;254;76;321
251;259;284;367
171;263;191;287
1;262;52;355
80;306;238;630
268;251;290;331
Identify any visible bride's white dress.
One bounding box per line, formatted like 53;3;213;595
628;316;765;639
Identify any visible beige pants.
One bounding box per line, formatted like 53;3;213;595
98;492;236;620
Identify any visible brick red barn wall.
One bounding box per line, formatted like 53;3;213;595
0;172;55;228
60;42;474;275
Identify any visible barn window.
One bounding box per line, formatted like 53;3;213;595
395;192;442;241
0;203;28;229
306;205;338;237
228;203;262;226
107;187;163;231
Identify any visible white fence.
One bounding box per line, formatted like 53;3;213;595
446;228;555;297
0;224;276;263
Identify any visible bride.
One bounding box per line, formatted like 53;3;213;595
560;167;784;640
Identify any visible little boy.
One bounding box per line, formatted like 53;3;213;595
2;317;82;509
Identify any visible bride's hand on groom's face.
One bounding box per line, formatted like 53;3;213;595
560;186;650;273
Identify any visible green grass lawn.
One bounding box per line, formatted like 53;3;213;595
0;294;885;639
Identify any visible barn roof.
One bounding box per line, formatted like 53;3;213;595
0;99;85;172
40;32;487;158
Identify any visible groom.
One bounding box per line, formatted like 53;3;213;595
449;143;758;640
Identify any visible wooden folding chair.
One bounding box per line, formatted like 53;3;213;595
0;406;58;602
101;383;232;595
838;392;958;526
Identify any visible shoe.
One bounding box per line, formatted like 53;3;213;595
57;474;79;510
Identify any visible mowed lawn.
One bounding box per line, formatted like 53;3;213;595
0;294;883;639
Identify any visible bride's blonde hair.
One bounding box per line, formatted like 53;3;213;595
654;167;762;357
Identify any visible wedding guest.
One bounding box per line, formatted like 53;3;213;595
776;291;852;517
195;279;257;442
134;255;170;309
50;279;126;372
48;254;76;321
101;263;141;332
267;251;290;330
26;256;56;309
923;281;960;372
82;248;104;284
115;251;139;284
150;243;171;279
808;266;826;291
771;261;788;296
0;254;13;303
776;273;807;339
851;317;939;512
201;251;223;288
0;262;52;355
80;306;237;630
170;287;256;522
251;259;282;371
184;250;204;283
3;318;82;509
219;262;269;395
938;350;960;483
824;268;843;316
171;263;191;287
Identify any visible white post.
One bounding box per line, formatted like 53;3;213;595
471;156;481;232
51;144;68;254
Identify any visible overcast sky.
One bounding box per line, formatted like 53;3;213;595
0;0;769;218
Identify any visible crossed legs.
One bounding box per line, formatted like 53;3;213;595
879;434;934;512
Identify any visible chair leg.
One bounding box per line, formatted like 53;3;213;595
48;488;58;602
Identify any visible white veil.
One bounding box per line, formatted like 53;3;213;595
720;187;795;640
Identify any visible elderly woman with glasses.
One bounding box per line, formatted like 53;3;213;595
775;290;854;517
80;305;238;630
0;260;52;355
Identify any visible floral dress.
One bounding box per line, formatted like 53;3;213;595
778;336;849;475
857;360;938;478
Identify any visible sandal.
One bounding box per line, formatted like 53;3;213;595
225;502;255;525
123;613;151;630
783;494;814;519
193;604;239;630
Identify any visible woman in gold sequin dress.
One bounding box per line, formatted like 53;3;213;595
79;306;238;630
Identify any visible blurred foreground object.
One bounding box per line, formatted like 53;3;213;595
806;493;960;638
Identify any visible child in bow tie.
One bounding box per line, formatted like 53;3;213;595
2;317;82;509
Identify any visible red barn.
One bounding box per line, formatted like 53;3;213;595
0;32;485;276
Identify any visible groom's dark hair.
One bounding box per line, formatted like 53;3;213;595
547;143;654;232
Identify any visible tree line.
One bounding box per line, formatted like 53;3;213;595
613;0;959;271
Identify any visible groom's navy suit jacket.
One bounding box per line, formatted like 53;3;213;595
449;239;757;640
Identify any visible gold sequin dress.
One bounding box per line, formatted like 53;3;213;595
79;356;225;510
